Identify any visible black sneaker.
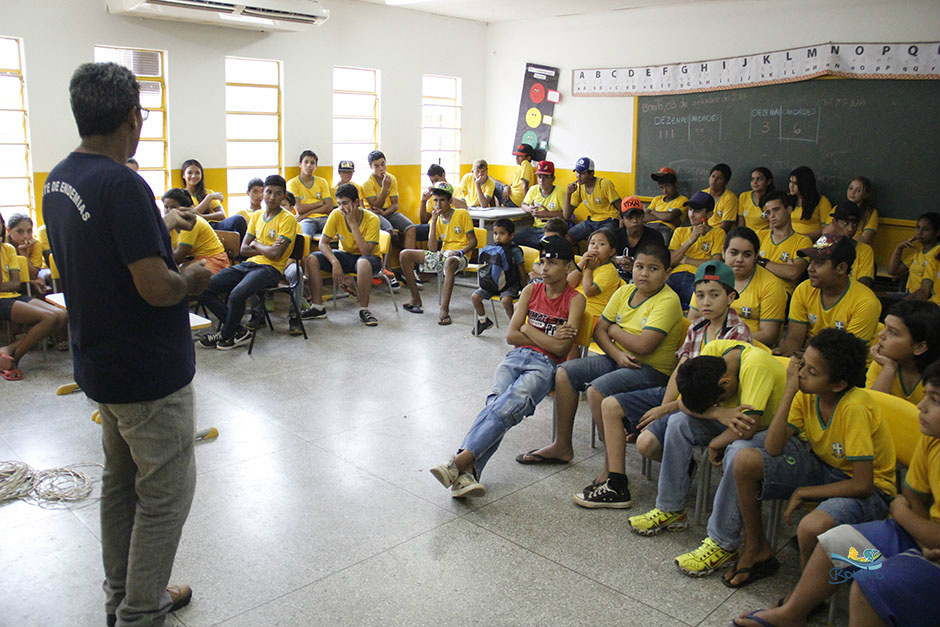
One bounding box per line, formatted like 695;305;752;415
359;309;378;326
414;271;424;288
217;326;252;351
301;305;327;320
472;318;494;336
246;310;266;330
198;332;223;349
289;317;304;336
572;479;632;509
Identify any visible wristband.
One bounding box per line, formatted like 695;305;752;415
456;250;464;257
756;257;768;267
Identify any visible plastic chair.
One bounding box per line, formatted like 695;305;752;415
437;227;487;306
247;234;310;355
331;230;398;313
488;246;540;327
215;230;242;263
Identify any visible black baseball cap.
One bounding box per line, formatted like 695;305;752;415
539;235;575;261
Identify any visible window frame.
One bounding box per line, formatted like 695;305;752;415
0;35;35;223
332;66;380;182
420;74;462;189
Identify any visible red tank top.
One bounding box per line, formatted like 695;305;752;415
523;282;580;363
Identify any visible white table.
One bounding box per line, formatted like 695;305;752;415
45;292;211;329
466;207;531;244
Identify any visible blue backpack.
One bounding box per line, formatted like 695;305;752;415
478;244;518;293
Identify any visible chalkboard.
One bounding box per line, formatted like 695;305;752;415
635;79;940;221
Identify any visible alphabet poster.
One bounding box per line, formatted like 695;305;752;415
515;63;560;154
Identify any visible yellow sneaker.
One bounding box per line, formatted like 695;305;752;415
627;507;688;536
675;537;736;577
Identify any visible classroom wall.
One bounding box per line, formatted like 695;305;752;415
4;0;486;223
482;0;940;259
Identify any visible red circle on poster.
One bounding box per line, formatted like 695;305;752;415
529;83;546;104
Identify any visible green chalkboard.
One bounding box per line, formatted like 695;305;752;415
635;79;940;221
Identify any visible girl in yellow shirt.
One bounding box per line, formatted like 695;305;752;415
846;176;878;245
181;158;247;241
868;299;940;405
788;166;830;240
5;214;45;295
568;228;622;358
737;167;774;232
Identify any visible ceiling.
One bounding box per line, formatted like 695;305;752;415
351;0;721;24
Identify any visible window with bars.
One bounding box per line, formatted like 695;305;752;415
94;46;168;199
0;36;34;225
332;67;379;181
421;75;461;189
225;57;282;206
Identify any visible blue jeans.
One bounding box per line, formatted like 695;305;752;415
568;217;618;243
460;347;557;478
514;226;546;249
99;383;196;627
199;262;282;337
667;271;696;311
300;216;328;238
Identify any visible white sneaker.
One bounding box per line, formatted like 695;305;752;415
430;457;459;488
451;472;485;499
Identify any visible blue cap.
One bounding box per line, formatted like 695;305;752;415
685;191;715;212
573;157;595;173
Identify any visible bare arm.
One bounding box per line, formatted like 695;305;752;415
295;198;331;219
765;258;808;283
753;320;783;348
127;256;210;307
887;239;914;277
517;294;585;357
891;486;940;550
192;193;225;222
505;284;535;347
458;229;478;258
1;267;20;293
247;236;290;261
172;243;191;265
774;321;807;356
606;325;667;356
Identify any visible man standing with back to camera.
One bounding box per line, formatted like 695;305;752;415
43;62;211;627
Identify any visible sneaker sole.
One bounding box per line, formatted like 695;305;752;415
572;493;632;509
429;466;456;488
361;319;378;327
302;311;327;320
197;342;218;349
217;334;252;351
675;553;735;577
451;483;485;498
628;519;689;536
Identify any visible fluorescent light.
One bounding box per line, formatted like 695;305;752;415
385;0;425;5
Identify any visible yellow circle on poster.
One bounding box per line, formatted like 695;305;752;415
525;107;542;128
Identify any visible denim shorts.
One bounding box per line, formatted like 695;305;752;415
414;224;430;242
759;438;891;524
560;353;669;397
473;286;520;300
312;250;381;275
611;386;668;438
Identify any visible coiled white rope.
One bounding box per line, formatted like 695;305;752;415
0;460;101;506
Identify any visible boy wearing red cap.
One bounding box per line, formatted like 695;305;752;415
517;160;565;248
494;143;536;207
646;167;687;244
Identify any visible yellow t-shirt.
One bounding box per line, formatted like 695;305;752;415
455;173;496;208
434;208;474;253
669;226;725;274
690;265;786;334
792;195;831;236
702;188;738;227
287;175;332;212
739;191;768;232
246;209;298;273
0;242;21;299
865;361;925;405
509;160;535;206
788;278;880;346
758;229;813;293
578;262;623;318
700;340;787;429
905;434;940;522
647;195;688;229
787;387;897;496
175;215;225;258
903;242;940;294
331;182;365;207
522;185;566;229
236;208;259;221
323;208;380;257
362;174;399;210
857;208;879;237
851;241;875;283
571;177;620;221
600;283;683;375
189;188;225;220
37;226;51;270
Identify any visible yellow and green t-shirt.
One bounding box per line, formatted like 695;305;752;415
172;215;225;258
287;175;332;215
600;283;683;375
669;225;725;274
0;242;21;299
787;386;897;496
851;241;875;283
522;185;565;229
739;190;768;232
578;262;623;318
362;174;399;210
189;188;225;220
455;173;496;208
791;195;832;236
571;177;620;221
246;208;298;273
788;278;880;346
647;195;688;229
331;181;365;207
758;229;813;293
509;160;535;206
703;188;738;227
323;208;380;257
905;434;940;522
434;208;474;253
865;361;925;405
904;241;940;294
699;340;787;429
690;265;786;335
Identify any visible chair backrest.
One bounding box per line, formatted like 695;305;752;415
473;227;486;253
574;309;599;348
377;230;390;258
216;230;241;261
867;388;920;468
290;234;310;260
521;246;539;273
15;255;29;295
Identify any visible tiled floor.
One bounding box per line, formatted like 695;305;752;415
1;288;839;627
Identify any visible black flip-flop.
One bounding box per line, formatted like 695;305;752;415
403;303;423;314
722;555;780;588
515;449;570;465
732;609;779;627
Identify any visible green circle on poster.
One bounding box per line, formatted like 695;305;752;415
521;131;538;147
525;107;542;128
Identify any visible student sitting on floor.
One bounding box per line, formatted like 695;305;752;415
398;182;476;326
161;189;229;275
723;328;896;590
734;358;940;627
471;218;525;336
668;191;725;310
0;219;68;380
198;174;298;349
868;299;940;404
625;339;785;577
299;183;382;327
574;261;750;508
429;236;585;498
516;241;682;466
561;228;622;358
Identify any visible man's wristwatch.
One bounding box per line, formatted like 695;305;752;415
756;257;768;267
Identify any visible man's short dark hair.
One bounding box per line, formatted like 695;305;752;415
494;218;515;234
544;217;568;236
368;150;385;165
922;359;940;390
161;188;193;208
69;62;140;138
299;150;317;163
247;178;264;192
807;328;867;389
336;183;359;202
759;190;793;209
427;164;445;177
264;174;286;191
634;241;670;268
676;355;728;414
285;191;295;207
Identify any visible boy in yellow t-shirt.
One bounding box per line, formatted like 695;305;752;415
362;150;416;250
824;201;875;287
777;234;880;357
645;167;688;243
757;191;811;294
235;178;264;222
494;143;535;208
516;160;565;249
287;150;332;238
726;329;895;594
331;160;365;211
162;188;229;275
453;159;496;209
703;163;738;230
198;175;298;350
668;191;725;310
564;157;622;244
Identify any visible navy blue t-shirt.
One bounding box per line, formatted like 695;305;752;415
42;152;194;403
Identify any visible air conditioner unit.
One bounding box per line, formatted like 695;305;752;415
106;0;330;32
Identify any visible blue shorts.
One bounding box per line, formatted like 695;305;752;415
759;438;891;524
560;354;669;398
818;519;940;627
568;218;618;243
611;385;667;438
414;224;430;242
312;250;382;275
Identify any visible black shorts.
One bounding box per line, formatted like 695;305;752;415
0;294;30;321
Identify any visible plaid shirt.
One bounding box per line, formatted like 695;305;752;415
677;308;752;362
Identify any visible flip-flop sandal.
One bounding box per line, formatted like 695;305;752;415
403;303;424;314
514;449;570;465
438;314;452;326
0;354;13;371
722;555;780;589
1;368;23;381
732;610;780;627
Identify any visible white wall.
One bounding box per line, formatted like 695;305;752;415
3;0;487;173
483;0;940;176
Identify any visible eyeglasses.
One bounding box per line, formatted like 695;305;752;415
137;106;150;121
